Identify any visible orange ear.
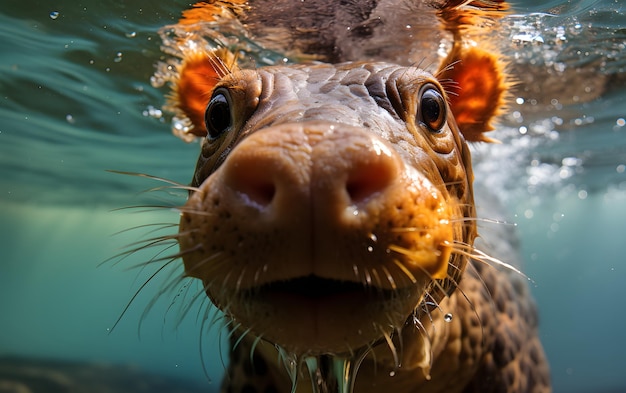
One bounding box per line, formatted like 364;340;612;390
168;47;236;140
438;45;507;142
435;0;510;143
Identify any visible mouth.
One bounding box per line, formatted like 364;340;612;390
245;274;411;316
255;275;374;300
229;274;421;354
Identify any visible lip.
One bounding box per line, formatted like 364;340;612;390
255;275;374;300
245;274;413;315
222;275;424;354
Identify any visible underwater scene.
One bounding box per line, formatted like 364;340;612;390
1;0;625;392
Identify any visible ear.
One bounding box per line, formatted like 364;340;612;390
437;45;507;143
435;0;509;143
168;47;237;141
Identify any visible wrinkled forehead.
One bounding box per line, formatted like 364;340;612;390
194;60;471;194
224;62;448;142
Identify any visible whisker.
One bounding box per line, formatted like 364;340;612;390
204;292;225;327
363;267;373;287
412;314;433;379
126;246;199;272
450;264;488;348
381;266;397;291
371;268;383;289
434;59;461;78
235;266;248;293
102;236;180;269
157;275;194;338
178;206;218;217
451;241;531;282
141;184;200;194
421;294;444;320
214;312;231;374
110;204;183;214
390;258;418;285
226;323;244;349
108;257;178;334
106;170;198;191
139;264;188;332
429;275;455;300
450;216;516;226
381;328;399;371
386;244;444;284
166;279;207;329
183;251;228;277
120;232;182;251
232;327;254;359
131;243;180;286
199;304;226;383
351;263;361;283
110;222;179;237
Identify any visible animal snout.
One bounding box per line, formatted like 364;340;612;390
179;121;456;352
221;121;401;216
180;119;453;290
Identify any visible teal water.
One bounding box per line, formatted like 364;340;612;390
1;1;625;392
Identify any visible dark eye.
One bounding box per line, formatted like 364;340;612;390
419;86;446;132
205;88;233;140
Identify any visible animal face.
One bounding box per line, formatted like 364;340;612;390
177;61;476;354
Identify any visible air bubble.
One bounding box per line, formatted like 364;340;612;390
125;31;137;38
142;105;163;119
49;11;59;20
114;52;123;63
444;313;453;322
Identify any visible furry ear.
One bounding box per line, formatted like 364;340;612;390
437;45;507;143
435;0;510;143
168;47;237;141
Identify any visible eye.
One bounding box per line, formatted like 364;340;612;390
205;88;233;140
418;85;446;133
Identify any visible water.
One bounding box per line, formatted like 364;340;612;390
1;1;625;392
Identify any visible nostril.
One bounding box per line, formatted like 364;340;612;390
224;159;278;208
248;183;276;205
346;158;397;204
243;181;276;206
